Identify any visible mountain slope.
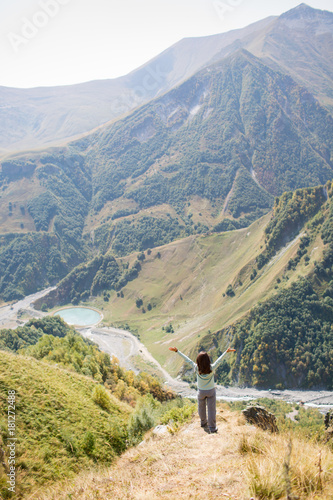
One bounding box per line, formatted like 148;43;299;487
0;350;132;498
205;182;333;389
1;4;332;152
255;4;333;111
71;47;333;226
1;48;333;301
208;4;333;112
0;17;275;153
35;404;333;500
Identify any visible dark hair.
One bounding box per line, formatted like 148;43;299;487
196;352;212;375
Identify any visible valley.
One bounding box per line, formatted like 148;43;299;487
2;284;333;408
1;4;333;497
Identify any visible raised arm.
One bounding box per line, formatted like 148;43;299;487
211;347;236;370
169;346;196;370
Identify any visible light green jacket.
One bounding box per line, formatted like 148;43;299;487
177;349;228;390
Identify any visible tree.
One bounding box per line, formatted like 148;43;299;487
136;298;143;308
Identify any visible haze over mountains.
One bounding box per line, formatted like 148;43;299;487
1;3;332;152
0;15;274;152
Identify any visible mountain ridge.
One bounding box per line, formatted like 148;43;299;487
0;16;276;153
1;3;332;151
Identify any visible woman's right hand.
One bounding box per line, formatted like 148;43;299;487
169;347;178;352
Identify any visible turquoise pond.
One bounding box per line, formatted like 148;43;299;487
54;307;102;326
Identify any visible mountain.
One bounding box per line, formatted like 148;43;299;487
1;43;333;301
0;5;332;321
209;4;333;112
1;4;332;152
0;16;275;153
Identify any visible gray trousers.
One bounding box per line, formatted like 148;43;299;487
197;388;216;430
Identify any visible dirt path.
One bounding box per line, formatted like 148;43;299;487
39;407;249;500
267;232;304;268
0;287;56;328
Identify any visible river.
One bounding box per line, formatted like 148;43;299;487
2;287;333;409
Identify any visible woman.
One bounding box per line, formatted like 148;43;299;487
169;346;236;433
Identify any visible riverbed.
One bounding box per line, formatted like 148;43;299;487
2;287;333;409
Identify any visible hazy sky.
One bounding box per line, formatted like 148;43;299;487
1;0;332;88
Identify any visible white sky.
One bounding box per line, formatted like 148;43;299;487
1;0;332;88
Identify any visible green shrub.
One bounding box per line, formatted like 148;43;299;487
160;402;196;425
127;404;155;445
92;385;112;412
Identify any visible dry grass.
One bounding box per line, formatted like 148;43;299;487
33;404;333;500
245;433;333;500
34;405;248;500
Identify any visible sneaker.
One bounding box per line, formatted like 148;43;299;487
201;422;208;428
209;428;218;434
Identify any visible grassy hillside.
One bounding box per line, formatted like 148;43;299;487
36;401;333;500
0;321;179;499
207;182;333;389
0;350;132;498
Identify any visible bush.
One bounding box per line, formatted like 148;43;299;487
127;401;155;445
92;385;112;412
160;402;196;426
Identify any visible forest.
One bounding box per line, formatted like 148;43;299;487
210;182;333;389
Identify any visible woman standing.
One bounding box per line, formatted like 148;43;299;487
169;346;236;433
